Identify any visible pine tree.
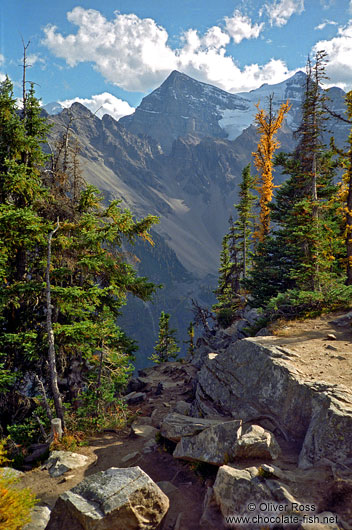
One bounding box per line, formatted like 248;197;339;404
234;164;257;280
0;77;159;431
149;311;180;364
331;90;352;285
252;96;291;242
184;321;195;358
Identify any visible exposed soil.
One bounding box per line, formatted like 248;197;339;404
264;311;352;389
18;311;352;529
20;363;208;530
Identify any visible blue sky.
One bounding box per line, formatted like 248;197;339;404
1;1;352;120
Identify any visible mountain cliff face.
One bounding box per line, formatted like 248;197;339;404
46;71;349;367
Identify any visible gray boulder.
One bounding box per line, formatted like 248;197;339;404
23;506;51;530
173;420;242;465
213;465;271;517
213;465;300;519
174;400;191;416
45;451;89;478
160;413;226;442
124;391;146;405
234;424;281;460
1;467;25;479
46;466;169;530
243;307;262;326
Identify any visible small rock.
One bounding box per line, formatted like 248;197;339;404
44;451;89;478
326;345;338;351
131;422;158;439
121;451;140;463
234;424;281;460
174;401;191;416
142;439;157;454
124;391;147;405
23;506;51;530
326;334;337;340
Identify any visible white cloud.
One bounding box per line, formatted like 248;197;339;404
265;0;304;27
42;7;295;94
312;20;352;91
314;19;337;31
0;54;4;65
43;8;175;92
224;10;264;44
59;92;135;121
27;53;45;67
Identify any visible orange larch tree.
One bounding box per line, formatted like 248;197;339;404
253;96;291;242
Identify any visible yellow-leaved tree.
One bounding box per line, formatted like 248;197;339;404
253;96;291;242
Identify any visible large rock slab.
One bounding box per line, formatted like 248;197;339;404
234;424;281;460
194;338;352;468
46;466;169;530
45;451;89;477
160;413;226;442
173;420;242;465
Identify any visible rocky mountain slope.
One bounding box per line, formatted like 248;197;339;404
45;71;350;367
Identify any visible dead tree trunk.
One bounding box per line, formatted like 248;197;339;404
46;219;65;429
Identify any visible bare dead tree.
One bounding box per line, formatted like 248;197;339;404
191;298;215;337
46;218;65;428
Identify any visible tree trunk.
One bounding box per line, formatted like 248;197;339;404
46;220;65;428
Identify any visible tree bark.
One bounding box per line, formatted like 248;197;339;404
46;220;65;428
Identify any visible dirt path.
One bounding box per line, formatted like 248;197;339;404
20;363;208;530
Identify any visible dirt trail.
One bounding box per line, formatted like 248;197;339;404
20;363;207;530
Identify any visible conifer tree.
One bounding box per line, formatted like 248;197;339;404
184;321;195;358
149;311;180;364
234;164;257;279
253;96;290;241
331;90;352;285
0;77;159;430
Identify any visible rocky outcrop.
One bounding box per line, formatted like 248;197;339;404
194;337;352;469
46;466;169;530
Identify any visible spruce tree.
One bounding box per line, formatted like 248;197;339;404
149;311;180;364
234;164;257;280
331;90;352;285
0;78;159;431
